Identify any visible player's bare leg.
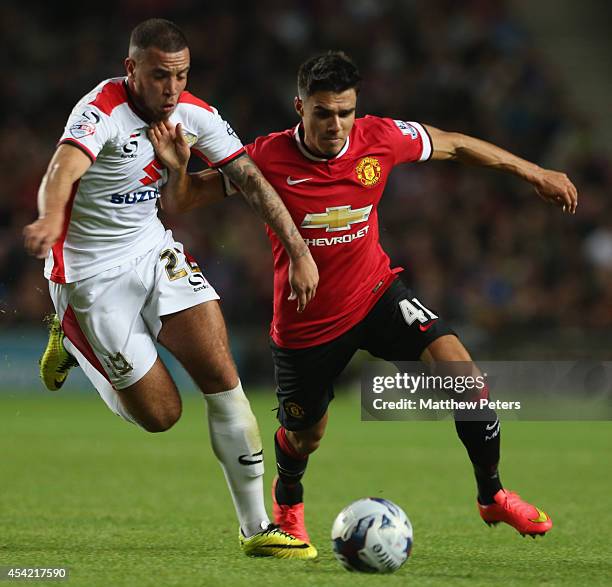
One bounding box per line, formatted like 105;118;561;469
156;300;316;557
421;335;552;536
157;301;239;393
420;334;472;363
285;413;328;457
116;359;182;432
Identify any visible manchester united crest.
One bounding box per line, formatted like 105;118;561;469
355;156;382;187
284;401;305;419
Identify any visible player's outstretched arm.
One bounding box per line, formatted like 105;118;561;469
23;144;92;259
221;155;319;312
148;121;226;213
424;125;578;214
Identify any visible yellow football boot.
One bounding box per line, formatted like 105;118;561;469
239;524;317;560
39;314;78;391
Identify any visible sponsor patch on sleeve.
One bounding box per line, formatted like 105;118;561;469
69;120;96;139
393;120;418;139
81;109;101;124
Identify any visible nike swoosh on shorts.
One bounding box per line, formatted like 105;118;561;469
419;320;437;332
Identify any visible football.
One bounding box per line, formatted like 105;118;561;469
331;497;413;573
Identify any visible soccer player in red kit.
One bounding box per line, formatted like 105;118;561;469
148;52;578;551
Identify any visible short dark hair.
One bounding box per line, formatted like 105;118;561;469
129;18;188;54
297;51;361;98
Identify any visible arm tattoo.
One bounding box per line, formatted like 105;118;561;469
221;154;308;257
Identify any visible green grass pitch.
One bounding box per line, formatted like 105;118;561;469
1;390;611;586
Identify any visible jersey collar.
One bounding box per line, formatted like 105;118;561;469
124;79;154;124
293;124;350;162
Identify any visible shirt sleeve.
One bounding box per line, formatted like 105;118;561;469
192;106;245;168
57;104;113;162
383;118;433;166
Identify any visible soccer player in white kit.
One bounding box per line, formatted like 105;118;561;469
23;18;318;559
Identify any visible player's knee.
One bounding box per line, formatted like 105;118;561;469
298;437;322;455
290;429;324;456
141;404;182;433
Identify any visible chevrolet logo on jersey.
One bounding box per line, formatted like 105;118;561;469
301;205;373;232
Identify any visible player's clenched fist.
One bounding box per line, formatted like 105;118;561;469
23;214;65;259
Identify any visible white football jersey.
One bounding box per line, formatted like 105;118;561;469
45;77;244;283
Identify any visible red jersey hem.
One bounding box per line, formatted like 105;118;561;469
270;271;401;349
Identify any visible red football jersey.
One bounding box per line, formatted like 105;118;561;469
246;115;432;348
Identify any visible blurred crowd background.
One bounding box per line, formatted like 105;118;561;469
2;0;611;383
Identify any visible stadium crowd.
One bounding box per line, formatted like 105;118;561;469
2;0;611;377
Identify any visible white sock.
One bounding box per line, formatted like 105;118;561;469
204;381;270;537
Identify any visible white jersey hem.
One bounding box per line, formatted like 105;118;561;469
44;227;167;284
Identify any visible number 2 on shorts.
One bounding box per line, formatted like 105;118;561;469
159;248;188;281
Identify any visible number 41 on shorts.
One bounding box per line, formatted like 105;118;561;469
399;297;438;327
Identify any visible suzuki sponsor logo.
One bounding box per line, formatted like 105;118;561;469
109;189;160;204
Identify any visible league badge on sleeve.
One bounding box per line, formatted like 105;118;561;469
70;120;96;139
394;120;418;139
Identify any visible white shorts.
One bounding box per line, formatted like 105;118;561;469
49;230;219;409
